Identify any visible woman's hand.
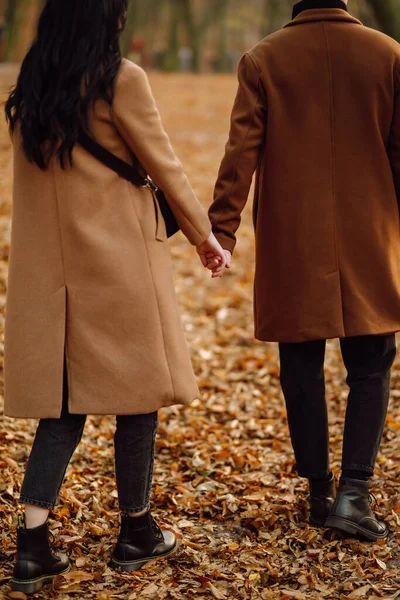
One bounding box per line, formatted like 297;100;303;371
196;232;229;278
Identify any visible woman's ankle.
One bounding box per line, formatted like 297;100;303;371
308;471;333;483
23;505;49;529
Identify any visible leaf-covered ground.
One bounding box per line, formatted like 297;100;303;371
1;68;400;600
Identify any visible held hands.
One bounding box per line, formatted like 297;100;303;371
196;232;232;278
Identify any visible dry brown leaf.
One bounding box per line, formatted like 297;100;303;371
7;592;27;600
4;457;18;469
347;585;372;598
374;556;387;570
61;570;94;583
207;581;226;599
140;582;159;597
280;591;310;599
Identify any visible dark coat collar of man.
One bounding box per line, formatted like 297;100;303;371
292;0;348;19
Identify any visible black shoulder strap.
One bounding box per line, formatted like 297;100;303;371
77;128;148;187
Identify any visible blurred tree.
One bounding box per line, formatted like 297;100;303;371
161;0;234;72
121;0;139;57
214;0;230;72
2;0;399;71
165;0;180;70
4;0;45;61
4;0;18;60
262;0;283;37
177;0;199;70
178;0;225;72
366;0;400;41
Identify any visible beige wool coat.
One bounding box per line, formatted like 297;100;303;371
4;59;211;419
209;8;400;343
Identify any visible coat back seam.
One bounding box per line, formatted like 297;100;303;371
323;22;345;337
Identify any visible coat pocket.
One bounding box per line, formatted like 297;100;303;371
151;189;166;242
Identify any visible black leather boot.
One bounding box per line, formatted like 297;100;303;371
11;514;70;594
308;473;336;527
325;477;389;541
110;510;178;572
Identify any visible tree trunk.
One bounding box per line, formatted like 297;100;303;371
4;0;18;60
121;0;138;57
4;0;43;61
214;0;230;72
165;0;180;71
366;0;400;41
178;0;200;72
16;0;42;60
262;0;283;38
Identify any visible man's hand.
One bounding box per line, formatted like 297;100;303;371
223;250;232;269
205;249;232;273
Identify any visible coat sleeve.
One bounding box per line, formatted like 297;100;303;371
388;57;400;209
112;60;211;246
208;53;267;254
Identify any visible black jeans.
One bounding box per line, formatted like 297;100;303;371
279;334;396;479
19;363;158;514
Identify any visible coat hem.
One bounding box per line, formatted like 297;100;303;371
3;394;198;419
254;325;400;343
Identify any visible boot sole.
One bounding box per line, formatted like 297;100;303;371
310;517;326;528
325;515;389;542
11;564;71;594
109;540;179;572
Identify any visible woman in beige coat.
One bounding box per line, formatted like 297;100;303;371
4;0;227;593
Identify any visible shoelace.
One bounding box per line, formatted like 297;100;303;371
48;529;59;557
368;492;378;508
150;516;164;541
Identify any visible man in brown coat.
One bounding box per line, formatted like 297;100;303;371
208;0;400;541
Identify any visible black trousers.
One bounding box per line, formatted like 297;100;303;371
279;334;396;479
19;362;158;514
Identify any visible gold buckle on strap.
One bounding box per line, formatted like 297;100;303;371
142;177;158;192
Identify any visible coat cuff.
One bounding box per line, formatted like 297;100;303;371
213;231;236;254
187;219;212;246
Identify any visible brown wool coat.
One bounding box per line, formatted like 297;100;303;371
4;59;211;419
209;9;400;343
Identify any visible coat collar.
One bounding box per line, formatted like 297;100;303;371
292;0;347;19
284;5;362;29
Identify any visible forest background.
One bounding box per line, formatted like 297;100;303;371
1;0;400;72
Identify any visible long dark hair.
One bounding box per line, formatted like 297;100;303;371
5;0;128;169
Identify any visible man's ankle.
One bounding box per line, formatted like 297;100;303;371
342;469;370;481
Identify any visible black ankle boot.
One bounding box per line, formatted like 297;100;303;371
110;510;178;572
11;514;70;594
325;477;389;541
308;473;336;527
